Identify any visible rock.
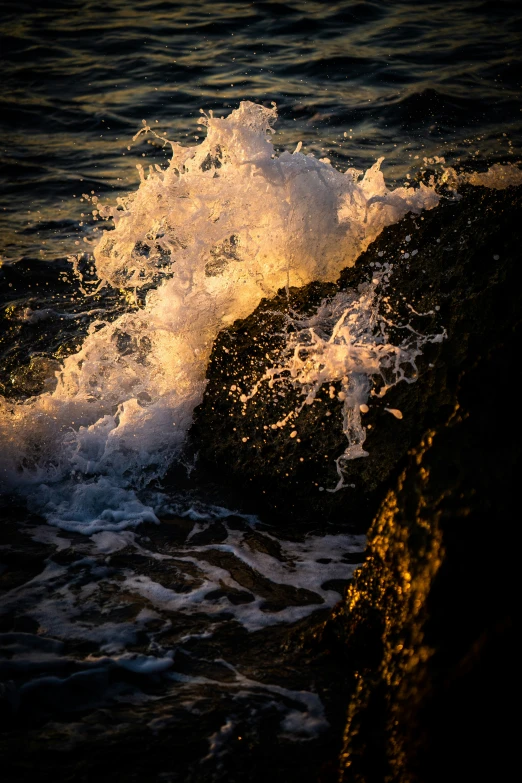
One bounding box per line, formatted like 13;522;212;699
9;355;61;396
313;317;520;782
188;184;522;529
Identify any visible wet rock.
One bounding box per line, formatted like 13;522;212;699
313;320;520;782
188;520;228;545
188;185;522;529
9;355;61;396
242;529;287;561
205;584;255;604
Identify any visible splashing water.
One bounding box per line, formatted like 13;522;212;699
239;268;445;491
439;162;522;191
0;102;441;532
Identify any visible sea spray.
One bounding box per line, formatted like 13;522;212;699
238;266;445;492
438;162;522;192
0;102;441;532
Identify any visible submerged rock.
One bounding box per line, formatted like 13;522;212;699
188;184;522;529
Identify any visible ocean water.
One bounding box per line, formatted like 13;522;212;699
0;1;521;777
1;0;521;264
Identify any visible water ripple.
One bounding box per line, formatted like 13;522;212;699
1;0;520;262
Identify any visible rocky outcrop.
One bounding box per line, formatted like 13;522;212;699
186;182;522;781
315;317;519;782
188;184;522;530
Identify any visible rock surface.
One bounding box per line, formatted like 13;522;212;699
188;184;522;530
315;316;520;782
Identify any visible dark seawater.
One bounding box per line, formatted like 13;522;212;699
0;2;521;781
1;0;521;263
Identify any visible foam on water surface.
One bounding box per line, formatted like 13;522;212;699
5;510;366;637
0;509;364;740
0;102;442;531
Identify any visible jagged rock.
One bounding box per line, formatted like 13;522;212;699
314;316;520;782
188;185;522;529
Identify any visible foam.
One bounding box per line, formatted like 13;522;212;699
440;162;522;191
0;102;440;532
121;526;365;632
169;661;329;741
0;510;356;737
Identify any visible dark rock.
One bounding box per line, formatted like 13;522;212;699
312;319;520;782
188;185;522;530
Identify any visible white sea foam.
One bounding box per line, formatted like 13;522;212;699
0;508;361;736
121;528;365;632
0;102;440;532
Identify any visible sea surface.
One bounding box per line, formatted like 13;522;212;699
1;0;521;263
0;1;521;780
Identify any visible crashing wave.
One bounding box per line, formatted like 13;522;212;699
0;102;440;531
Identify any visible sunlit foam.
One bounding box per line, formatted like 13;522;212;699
0;102;441;532
440;161;522;191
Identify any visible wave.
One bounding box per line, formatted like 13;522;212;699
0;101;445;532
